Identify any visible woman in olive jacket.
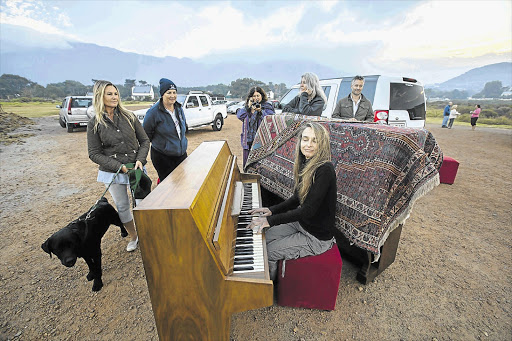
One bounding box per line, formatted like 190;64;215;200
87;80;150;252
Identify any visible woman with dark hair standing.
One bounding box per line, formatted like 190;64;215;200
470;104;481;131
87;80;150;252
247;122;337;281
143;78;188;181
282;72;326;116
236;86;275;167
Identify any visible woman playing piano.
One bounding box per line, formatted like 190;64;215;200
248;122;337;281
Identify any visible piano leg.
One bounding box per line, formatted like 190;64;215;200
335;224;403;285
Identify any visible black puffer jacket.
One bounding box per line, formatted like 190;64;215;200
282;92;325;116
87;110;150;172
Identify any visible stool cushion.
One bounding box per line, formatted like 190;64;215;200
277;246;342;310
439;156;460;184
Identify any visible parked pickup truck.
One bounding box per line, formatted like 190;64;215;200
277;75;426;128
134;91;228;131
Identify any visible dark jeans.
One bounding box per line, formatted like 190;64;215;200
448;118;455;128
150;147;187;182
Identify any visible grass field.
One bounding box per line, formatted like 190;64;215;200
1;101;61;118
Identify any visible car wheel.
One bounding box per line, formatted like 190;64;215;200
59;116;66;128
67;123;74;133
212;114;223;131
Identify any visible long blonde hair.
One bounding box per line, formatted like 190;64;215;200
92;80;135;132
301;72;327;103
293;122;331;203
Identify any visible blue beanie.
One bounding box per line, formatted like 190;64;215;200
159;78;177;96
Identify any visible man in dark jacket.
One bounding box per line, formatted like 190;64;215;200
143;78;188;181
332;75;374;122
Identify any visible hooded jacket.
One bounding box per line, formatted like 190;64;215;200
143;99;188;157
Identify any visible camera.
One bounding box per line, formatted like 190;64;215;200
252;102;261;109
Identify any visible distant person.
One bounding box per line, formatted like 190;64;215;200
447;104;460;129
236;86;275;167
441;101;452;128
143;78;188;182
282;72;326;116
470;104;481;131
247;122;337;281
87;80;150;252
332;75;374;122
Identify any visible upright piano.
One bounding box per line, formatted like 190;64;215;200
134;141;273;341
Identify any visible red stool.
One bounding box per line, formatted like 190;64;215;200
439;156;460;184
277;246;342;310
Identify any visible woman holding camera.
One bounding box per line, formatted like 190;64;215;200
237;86;275;167
282;72;326;116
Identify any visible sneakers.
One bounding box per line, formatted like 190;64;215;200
126;237;138;252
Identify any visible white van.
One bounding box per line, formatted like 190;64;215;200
277;75;426;128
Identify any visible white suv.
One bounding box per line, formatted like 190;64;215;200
277;75;426;128
57;96;92;132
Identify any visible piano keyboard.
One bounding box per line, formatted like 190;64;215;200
234;182;264;274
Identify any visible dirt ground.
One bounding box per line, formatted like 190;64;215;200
0;112;511;341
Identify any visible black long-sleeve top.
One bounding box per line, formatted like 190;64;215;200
267;162;337;240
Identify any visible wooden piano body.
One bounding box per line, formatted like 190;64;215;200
134;141;273;341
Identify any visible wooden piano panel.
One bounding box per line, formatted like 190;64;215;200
134;141;273;340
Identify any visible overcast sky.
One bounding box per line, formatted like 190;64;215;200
1;0;511;84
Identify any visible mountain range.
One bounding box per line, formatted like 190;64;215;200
1;24;510;92
0;23;341;87
430;62;512;94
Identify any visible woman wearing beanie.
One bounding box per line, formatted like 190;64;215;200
143;78;188;182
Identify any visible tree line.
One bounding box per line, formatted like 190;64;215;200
425;80;511;100
0;74;289;101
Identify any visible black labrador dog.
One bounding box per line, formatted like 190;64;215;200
41;197;127;291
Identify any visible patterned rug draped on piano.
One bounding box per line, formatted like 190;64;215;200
245;114;443;260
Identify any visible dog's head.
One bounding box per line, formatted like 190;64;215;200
41;222;83;267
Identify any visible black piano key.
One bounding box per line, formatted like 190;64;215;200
233;266;254;272
234;260;254;265
236;239;252;244
235;250;253;256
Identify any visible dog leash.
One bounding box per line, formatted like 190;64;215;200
85;164;124;220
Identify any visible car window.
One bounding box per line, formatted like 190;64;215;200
186;96;199;108
280;88;299;106
199;96;209;107
336;79;352;103
322;86;331;99
71;98;92;108
389;83;426;120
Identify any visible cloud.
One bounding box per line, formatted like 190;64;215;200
158;3;306;58
0;0;76;39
